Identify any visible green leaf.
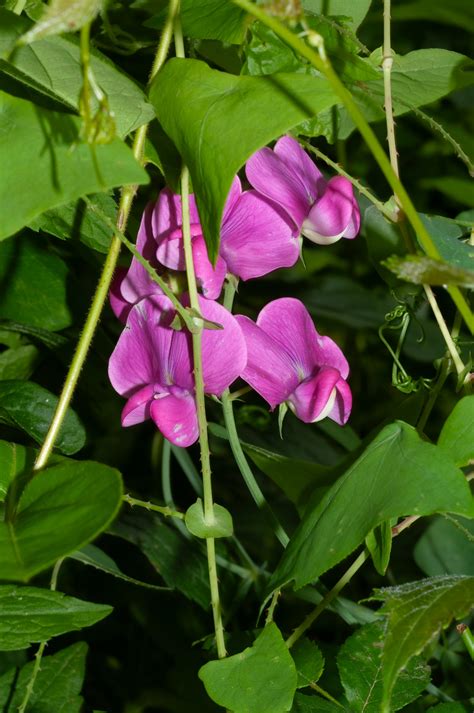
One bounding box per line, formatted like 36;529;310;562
29;193;117;253
391;0;474;33
0;91;147;241
0;458;123;581
146;0;247;44
150;58;339;261
291;638;324;689
420;177;474;207
20;0;102;43
199;623;297;713
112;511;211;609
382;254;474;287
365;520;392;576
302;0;372;28
429;705;467;712
291;694;344;712
185;499;233;538
418;214;474;273
69;543;171;590
0;344;38;381
0;585;112;651
337;620;430;712
0;440;36;501
268;421;473;592
0;642;87;712
438;396;474;467
0;235;72;331
414;516;474;577
0;8;154;137
370;576;474;711
0;381;85;455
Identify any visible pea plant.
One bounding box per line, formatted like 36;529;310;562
0;0;473;711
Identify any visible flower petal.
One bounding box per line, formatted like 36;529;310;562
120;203;163;305
287;367;340;423
156;235;186;271
152;188;201;239
235;314;298;408
222;175;242;218
108;296;175;397
109;267;132;323
302;176;358;245
150;391;199;447
274;136;325;201
329;377;352;425
121;384;155;427
193;236;227;299
167;329;194;391
198;297;248;395
220;190;299;280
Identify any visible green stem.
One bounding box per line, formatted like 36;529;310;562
231;0;474;334
123;493;185;519
18;558;64;713
33;3;180;472
12;0;26;14
457;624;474;662
180;164;226;658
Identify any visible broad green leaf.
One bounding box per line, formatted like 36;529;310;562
146;0;247;44
429;705;467;712
291;638;324;689
20;0;102;43
0;92;147;241
420;177;474;206
302;0;372;28
150;58;339;261
391;0;474;33
112;511;211;609
0;344;38;380
438;396;474;467
0;642;87;713
185;499;233;538
69;543;170;590
0;585;112;650
414;516;474;577
0;320;67;349
370;576;474;711
0;381;85;455
29;193;117;253
0;235;71;331
0;458;123;580
0;8;154;137
383;254;474;287
268;421;473;592
337;620;430;712
242;442;334;511
418;214;474;273
199;623;297;713
0;440;36;501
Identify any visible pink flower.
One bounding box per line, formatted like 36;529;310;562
108;295;247;447
246;136;360;246
235;298;352;425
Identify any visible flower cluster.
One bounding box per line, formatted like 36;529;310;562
109;136;359;446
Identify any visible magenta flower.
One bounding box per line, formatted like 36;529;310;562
108;295;247;447
246;136;360;246
235;298;352;425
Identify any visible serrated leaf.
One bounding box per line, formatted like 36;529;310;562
0;235;72;331
0;459;123;581
383;254;474;287
268;421;474;593
414;516;474;577
150;58;339;261
0;381;85;455
0;585;112;651
20;0;102;43
199;623;297;713
291;638;324;689
337;620;430;712
69;543;170;590
0;8;154;137
370;576;474;711
0;91;148;241
185;499;233;538
0;642;87;712
438;396;474;467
